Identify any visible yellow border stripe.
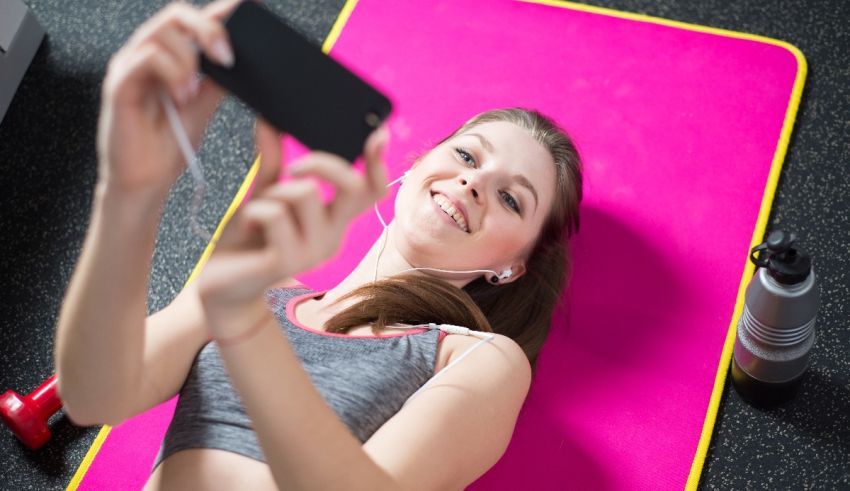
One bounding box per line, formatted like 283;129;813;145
520;0;808;488
65;0;365;484
686;43;807;491
323;0;360;54
520;0;806;58
65;425;111;490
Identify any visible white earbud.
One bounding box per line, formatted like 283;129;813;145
491;268;512;284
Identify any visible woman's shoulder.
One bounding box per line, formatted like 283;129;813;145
445;331;530;373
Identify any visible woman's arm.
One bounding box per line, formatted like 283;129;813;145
193;104;390;487
55;185;168;425
214;301;399;491
361;334;532;490
54;0;238;425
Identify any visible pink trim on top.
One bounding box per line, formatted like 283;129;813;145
285;290;429;339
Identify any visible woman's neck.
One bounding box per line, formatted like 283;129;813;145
309;225;407;315
308;222;472;316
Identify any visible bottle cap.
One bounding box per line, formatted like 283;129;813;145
749;230;812;285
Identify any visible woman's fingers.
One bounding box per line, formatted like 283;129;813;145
129;2;233;68
287;130;390;225
242;200;297;247
216;119;286;254
150;27;199;103
184;0;243;133
240;199;304;276
253;119;284;192
118;2;232;104
203;0;243;21
362;125;390;197
218;122;390;279
106;1;234;110
261;180;326;247
288;154;362;224
110;42;186;105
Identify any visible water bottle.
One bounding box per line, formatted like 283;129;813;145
731;230;819;406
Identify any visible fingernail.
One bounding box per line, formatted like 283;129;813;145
212;39;234;68
377;127;389;151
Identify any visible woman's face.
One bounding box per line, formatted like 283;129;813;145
393;121;556;283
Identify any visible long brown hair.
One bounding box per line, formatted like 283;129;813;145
324;108;583;375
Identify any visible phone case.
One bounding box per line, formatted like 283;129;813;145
199;1;392;162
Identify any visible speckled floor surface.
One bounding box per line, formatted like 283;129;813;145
0;1;847;489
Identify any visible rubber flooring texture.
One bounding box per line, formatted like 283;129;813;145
0;1;847;489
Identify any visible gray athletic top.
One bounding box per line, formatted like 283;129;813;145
151;286;445;471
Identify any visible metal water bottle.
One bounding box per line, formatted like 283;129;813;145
731;230;819;406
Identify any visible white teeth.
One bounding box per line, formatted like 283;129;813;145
432;194;469;232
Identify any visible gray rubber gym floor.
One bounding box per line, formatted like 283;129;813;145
1;1;847;489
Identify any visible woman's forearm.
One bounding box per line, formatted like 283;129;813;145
213;300;398;491
54;182;167;426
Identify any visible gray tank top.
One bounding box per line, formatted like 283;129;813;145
151;286;445;471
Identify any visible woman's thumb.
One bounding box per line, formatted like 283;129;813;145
253;119;284;191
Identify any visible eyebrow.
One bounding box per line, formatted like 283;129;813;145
463;132;539;214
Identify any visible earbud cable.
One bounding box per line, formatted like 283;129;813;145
159;90;211;241
161;102;506;401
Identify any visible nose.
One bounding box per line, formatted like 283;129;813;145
458;176;480;201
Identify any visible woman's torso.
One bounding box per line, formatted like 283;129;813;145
144;287;472;490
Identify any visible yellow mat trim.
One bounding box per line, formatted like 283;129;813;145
521;1;808;488
65;425;111;490
685;48;806;490
324;0;360;54
67;0;806;488
521;0;806;56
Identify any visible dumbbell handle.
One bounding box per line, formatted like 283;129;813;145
28;375;61;416
1;374;63;449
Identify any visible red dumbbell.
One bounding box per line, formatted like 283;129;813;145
1;374;63;449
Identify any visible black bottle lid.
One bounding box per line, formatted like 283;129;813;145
749;230;812;285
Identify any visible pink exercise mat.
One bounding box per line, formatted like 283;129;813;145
69;0;804;489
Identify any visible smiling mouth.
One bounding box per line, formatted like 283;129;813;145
430;192;469;233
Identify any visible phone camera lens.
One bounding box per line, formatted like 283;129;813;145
365;112;380;128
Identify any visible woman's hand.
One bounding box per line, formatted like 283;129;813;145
96;0;240;198
196;119;389;336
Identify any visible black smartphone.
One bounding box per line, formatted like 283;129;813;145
199;0;392;163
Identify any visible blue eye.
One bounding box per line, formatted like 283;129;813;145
501;191;521;213
453;147;522;215
455;147;475;166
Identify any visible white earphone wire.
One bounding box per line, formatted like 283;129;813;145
162;103;508;401
160;90;211;241
368;172;510;405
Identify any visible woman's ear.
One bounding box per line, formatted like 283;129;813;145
499;263;527;284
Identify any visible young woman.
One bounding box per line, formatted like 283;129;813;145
54;1;582;489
